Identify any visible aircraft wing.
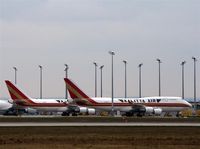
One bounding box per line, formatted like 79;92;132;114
130;103;146;113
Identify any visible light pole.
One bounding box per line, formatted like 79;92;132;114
192;57;197;111
109;51;115;116
39;65;43;99
100;65;104;97
156;59;162;96
13;67;17;84
64;64;69;99
181;61;186;99
93;62;98;97
123;60;127;98
138;63;143;98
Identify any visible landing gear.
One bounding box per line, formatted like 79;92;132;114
176;112;180;117
136;113;144;117
125;112;133;117
61;112;69;116
62;111;78;116
125;111;145;117
72;113;78;116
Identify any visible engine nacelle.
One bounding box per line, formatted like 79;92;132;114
79;107;87;113
145;107;154;113
25;108;37;114
79;107;95;115
153;108;162;115
87;108;95;115
145;107;162;115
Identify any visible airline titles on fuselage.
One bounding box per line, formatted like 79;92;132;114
118;98;162;104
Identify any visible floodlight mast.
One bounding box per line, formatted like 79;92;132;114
156;59;162;96
138;63;143;98
109;51;115;116
64;64;69;99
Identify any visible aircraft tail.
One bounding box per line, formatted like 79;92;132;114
5;80;34;105
64;78;90;99
64;78;97;105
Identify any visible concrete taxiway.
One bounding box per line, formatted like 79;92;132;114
0;122;200;127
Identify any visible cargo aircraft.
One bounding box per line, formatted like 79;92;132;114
64;78;192;116
5;80;95;116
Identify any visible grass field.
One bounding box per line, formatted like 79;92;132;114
0;127;199;149
0;116;200;123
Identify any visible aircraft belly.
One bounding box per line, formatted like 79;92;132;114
33;107;67;112
91;106;132;112
160;107;187;112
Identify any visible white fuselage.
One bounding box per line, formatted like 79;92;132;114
0;100;13;114
17;98;70;112
77;96;192;113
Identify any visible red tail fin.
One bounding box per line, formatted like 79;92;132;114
64;78;90;99
5;80;34;104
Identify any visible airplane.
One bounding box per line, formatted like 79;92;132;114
5;80;95;116
64;78;192;116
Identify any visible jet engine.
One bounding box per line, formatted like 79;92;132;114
87;108;95;115
153;108;162;115
79;107;95;115
79;107;87;113
145;107;154;113
25;108;38;114
144;107;162;115
128;106;163;116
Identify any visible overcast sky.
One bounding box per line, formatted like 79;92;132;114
0;0;199;99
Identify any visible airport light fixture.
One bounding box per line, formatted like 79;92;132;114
13;67;17;84
181;61;186;99
123;60;127;98
100;65;104;97
39;65;43;99
138;63;143;98
93;62;98;97
109;51;115;116
156;59;162;96
64;64;69;99
192;57;197;111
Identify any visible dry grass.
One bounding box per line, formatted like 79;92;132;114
0;127;199;149
0;116;200;123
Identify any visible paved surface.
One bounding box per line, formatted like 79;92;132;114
0;122;200;127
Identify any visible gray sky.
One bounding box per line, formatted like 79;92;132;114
0;0;200;99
